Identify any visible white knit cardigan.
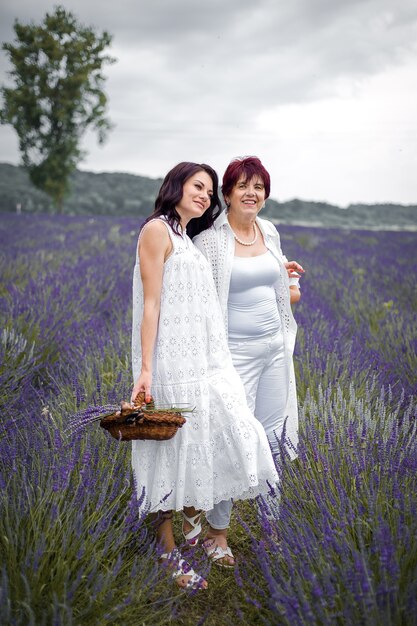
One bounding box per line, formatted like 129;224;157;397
193;211;299;456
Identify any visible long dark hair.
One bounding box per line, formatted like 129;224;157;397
141;162;222;238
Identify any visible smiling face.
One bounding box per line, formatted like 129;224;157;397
176;171;214;226
225;175;266;219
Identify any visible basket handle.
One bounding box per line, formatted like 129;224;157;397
133;391;155;409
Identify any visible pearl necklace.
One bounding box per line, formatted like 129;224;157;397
228;219;258;246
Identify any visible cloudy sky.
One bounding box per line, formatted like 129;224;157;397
1;0;417;206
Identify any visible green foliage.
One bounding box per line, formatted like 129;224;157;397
1;163;417;229
0;163;162;216
264;197;417;230
1;6;115;210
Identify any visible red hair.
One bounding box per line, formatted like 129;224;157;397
222;156;271;201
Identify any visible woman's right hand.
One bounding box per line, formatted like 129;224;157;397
131;371;152;404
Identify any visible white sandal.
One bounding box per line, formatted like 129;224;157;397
160;548;207;590
202;538;235;569
182;511;203;546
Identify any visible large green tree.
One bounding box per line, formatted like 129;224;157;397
1;6;115;211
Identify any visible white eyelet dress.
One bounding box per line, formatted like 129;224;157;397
131;218;279;513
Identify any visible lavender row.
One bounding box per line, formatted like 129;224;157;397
0;214;416;624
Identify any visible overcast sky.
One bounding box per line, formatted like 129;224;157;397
1;0;417;206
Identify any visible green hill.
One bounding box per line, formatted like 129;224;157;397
0;163;162;217
263;197;417;230
1;162;416;230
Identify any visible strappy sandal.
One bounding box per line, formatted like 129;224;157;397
202;537;235;569
182;510;203;546
160;548;208;590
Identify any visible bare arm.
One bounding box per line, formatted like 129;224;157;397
289;285;301;304
131;221;172;403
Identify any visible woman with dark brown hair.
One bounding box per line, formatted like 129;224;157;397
130;161;279;589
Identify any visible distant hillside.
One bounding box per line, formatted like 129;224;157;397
262;198;417;231
1;163;416;230
0;163;162;217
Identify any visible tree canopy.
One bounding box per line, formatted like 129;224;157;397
1;6;115;210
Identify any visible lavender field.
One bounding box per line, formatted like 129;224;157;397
1;214;416;626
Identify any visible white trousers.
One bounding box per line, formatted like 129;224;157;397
206;331;287;529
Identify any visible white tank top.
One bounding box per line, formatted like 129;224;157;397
227;250;281;340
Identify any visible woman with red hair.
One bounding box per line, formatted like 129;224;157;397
193;156;303;567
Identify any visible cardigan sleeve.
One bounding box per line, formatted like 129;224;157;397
193;231;209;258
263;219;300;288
192;228;220;293
282;253;301;288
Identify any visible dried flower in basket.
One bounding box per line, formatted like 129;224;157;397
66;391;192;441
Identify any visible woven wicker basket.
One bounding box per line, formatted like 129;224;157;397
99;392;187;441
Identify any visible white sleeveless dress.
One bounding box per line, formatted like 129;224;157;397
131;218;278;512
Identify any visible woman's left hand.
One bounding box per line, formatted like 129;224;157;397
284;260;304;279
